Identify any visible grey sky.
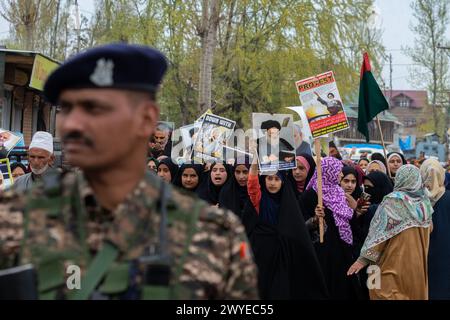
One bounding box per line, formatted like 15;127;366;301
377;0;450;90
0;0;448;91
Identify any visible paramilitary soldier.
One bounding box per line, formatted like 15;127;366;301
0;43;258;300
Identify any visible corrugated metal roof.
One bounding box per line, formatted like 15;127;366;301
0;48;60;64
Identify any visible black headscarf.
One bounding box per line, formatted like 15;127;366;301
173;163;204;192
446;172;450;191
242;173;328;299
11;162;28;174
259;172;285;225
341;166;363;200
218;162;251;219
363;171;393;204
352;171;394;267
287;153;316;197
196;162;233;205
157;158;179;183
147;157;159;169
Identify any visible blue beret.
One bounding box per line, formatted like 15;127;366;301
44;43;168;104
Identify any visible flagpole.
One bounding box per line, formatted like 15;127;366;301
376;115;392;178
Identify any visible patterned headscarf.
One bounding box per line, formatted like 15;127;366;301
306;157;354;245
360;165;433;262
420;159;446;206
367;160;387;175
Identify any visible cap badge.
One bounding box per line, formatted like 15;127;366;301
90;58;114;86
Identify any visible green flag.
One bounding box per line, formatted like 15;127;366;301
357;52;389;142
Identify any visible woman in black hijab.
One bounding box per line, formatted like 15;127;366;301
157;157;179;183
243;157;328;299
352;171;393;297
173;163;204;192
361;171;394;239
218;161;250;219
301;157;363;300
197;162;233;206
340;166;363;200
341;166;366;255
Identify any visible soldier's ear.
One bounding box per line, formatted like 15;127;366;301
137;100;159;139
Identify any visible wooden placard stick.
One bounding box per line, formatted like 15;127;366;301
314;138;324;243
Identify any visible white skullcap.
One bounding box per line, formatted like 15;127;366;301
29;131;54;154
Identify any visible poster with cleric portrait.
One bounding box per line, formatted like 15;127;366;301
286;106;313;156
170;110;213;165
295;71;349;138
252;113;296;172
191;114;236;164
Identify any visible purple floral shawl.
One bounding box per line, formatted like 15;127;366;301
306;157;354;244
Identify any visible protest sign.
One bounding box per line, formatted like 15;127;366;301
252;113;296;172
196;109;213;123
192;114;236;164
148;121;174;159
0;158;12;190
222;146;253;166
287;106;313;155
170;123;199;164
295;71;349;138
0;129;21;158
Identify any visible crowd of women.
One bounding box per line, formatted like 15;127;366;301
147;149;450;300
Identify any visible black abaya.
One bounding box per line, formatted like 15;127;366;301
243;181;328;299
301;188;363;300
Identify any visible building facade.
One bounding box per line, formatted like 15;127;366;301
383;90;428;138
0;49;59;145
334;104;400;146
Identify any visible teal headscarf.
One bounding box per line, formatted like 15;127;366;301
360;164;433;262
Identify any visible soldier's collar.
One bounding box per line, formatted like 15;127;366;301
76;171;154;213
76;171;157;255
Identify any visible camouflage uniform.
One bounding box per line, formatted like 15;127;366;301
0;169;258;299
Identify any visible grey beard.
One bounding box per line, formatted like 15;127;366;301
31;164;49;175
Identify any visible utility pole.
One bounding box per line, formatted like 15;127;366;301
50;0;61;58
75;0;81;53
437;43;450;160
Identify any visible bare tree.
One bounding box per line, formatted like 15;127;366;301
196;0;221;113
0;0;56;50
405;0;450;136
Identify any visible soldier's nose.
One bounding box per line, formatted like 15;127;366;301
60;107;86;133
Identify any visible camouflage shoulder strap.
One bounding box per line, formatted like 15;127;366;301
66;241;118;300
140;173;203;300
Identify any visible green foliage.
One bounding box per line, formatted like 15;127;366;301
404;0;450;138
1;0;385;129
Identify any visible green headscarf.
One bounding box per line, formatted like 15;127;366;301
360;165;433;262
